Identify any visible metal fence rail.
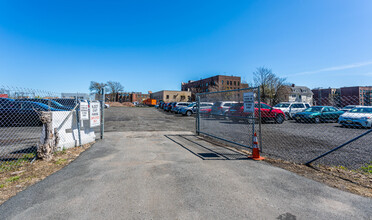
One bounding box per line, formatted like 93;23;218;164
0;86;104;171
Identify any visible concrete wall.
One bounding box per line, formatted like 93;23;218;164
40;111;96;151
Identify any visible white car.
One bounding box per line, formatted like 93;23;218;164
338;106;372;128
210;101;238;118
273;102;311;119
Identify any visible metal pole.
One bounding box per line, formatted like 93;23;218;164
257;87;262;152
305;128;372;165
76;101;82;146
196;95;200;135
100;88;105;139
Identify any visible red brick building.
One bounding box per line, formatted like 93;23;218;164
181;75;249;93
340;86;372;106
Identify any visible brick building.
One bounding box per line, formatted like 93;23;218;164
107;92;150;103
340;86;372;106
312;88;340;106
312;86;372;107
181;75;249;93
150;90;191;102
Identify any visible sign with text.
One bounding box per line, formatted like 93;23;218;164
80;102;89;120
243;92;255;113
90;102;101;127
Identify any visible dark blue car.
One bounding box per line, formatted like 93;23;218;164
0;101;63;127
20;98;73;110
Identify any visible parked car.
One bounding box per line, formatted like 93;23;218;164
0;98;15;108
273;102;310;119
210;101;238;119
338;106;372;128
180;102;213;116
164;102;174;112
293;106;344;123
226;102;286;124
340;105;360;112
172;102;191;113
20;98;72;111
52;98;77;108
0;101;64;127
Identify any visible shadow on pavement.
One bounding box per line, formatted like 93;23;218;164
165;134;248;160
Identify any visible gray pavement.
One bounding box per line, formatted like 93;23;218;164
1;130;371;219
1;107;371;219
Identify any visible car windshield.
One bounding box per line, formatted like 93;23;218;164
304;107;323;112
274;103;290;108
349;108;372;113
187;103;195;107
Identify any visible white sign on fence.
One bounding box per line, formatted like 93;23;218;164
243;92;255;113
90;102;101;127
80;102;89;120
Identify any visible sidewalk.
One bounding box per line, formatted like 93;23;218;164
0;131;371;219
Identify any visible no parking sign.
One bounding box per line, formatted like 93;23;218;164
243;92;254;113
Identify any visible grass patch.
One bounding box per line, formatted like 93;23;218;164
361;161;372;174
54;158;67;165
0;152;37;172
6;176;20;183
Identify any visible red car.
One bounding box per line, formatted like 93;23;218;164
226;102;285;124
200;108;212;117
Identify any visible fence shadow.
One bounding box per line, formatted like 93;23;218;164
165;134;248;160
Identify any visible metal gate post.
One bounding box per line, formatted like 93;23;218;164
196;95;200;135
76;101;82;146
257;87;262;152
100;88;105;139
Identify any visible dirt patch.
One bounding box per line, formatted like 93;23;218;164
106;102;135;107
199;135;372;198
0;143;93;205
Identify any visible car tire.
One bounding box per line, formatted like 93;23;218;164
275;114;285;124
186;110;192;116
314;117;321;124
285;112;290;120
231;118;239;123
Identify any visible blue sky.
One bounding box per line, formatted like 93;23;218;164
0;0;371;94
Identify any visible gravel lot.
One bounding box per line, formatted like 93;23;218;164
105;107;371;169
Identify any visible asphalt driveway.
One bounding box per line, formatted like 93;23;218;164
0;107;371;219
1;129;371;219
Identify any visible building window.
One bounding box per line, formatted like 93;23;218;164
227;81;229;85
173;95;177;99
221;80;224;85
206;83;208;87
166;95;169;99
234;81;236;86
238;82;240;86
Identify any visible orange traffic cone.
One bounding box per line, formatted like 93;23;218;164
248;132;265;160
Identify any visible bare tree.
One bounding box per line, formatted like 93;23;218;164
253;67;289;105
107;81;124;102
89;81;107;95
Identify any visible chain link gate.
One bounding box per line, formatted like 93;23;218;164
195;87;263;152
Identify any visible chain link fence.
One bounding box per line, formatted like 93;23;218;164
0;86;104;171
197;89;372;170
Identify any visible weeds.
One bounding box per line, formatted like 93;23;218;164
55;158;67;165
6;176;20;182
360;162;372;174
